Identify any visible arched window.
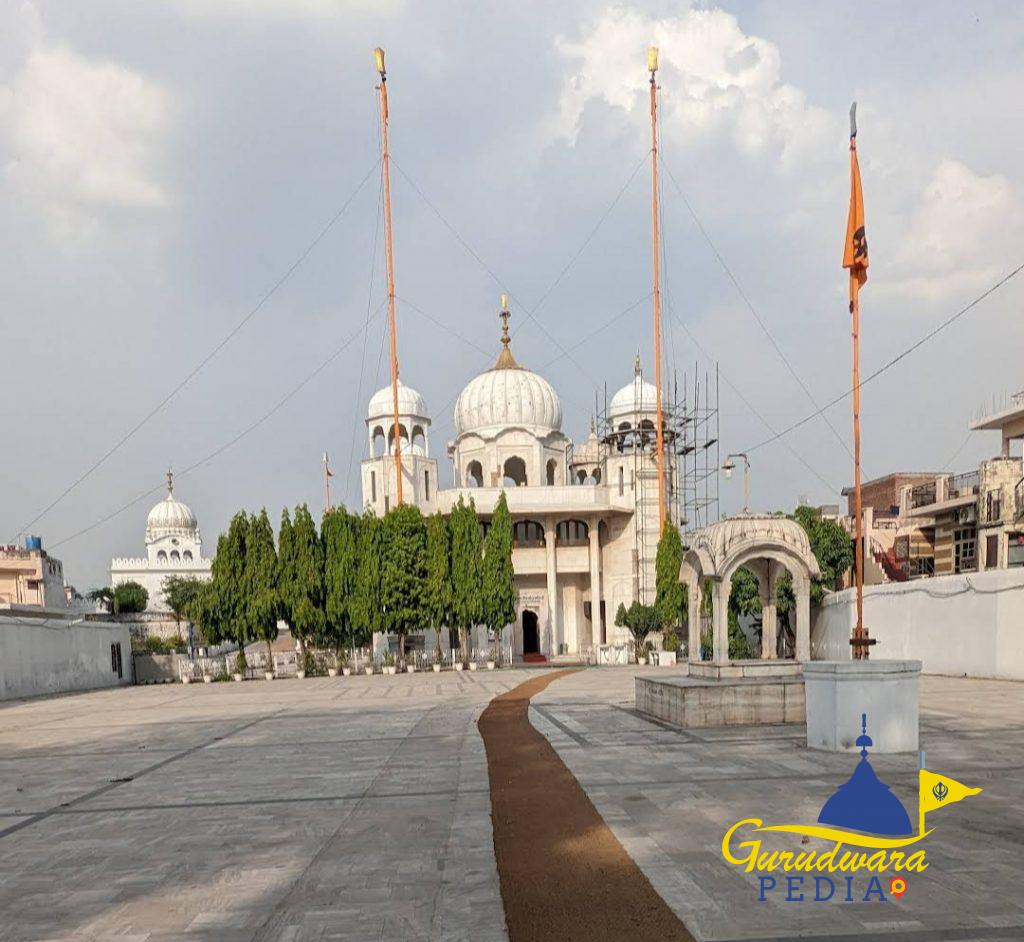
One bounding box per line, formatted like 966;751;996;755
387;423;410;455
639;419;655;447
591;467;602;485
371;470;377;502
556;519;589;546
546;459;556;486
513;519;544;548
424;469;430;501
618;467;624;496
503;456;527;487
182;550;193;562
170;550;180;562
576;468;587;485
372;426;386;458
156;550;167;563
467;461;483;488
412;425;426;455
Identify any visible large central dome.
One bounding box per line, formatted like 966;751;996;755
146;473;198;539
454;306;562;436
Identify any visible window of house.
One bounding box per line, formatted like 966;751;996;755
954;526;977;573
556;519;589;545
986;491;1002;523
513;520;544;548
1008;533;1024;568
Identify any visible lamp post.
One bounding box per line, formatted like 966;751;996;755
722;453;750;514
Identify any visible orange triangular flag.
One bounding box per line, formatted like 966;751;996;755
843;103;868;287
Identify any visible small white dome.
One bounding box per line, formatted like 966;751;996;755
455;366;562;436
368;381;428;422
146;477;198;538
609;364;659;425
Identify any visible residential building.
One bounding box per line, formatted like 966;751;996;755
0;538;68;608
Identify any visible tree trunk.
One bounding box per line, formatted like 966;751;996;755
266;639;274;674
399;632;406;662
459;626;468;665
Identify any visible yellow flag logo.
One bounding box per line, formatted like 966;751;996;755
919;769;982;821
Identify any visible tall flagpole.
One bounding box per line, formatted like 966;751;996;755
375;47;404;506
648;47;667;534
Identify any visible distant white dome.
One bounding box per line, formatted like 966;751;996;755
368;381;428;422
146;476;198;539
609;360;658;425
455;366;562;436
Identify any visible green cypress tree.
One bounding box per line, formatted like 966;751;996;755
212;511;251;668
424;511;453;658
191;577;226;647
380;504;428;660
246;508;280;671
654;519;686;639
352;510;384;648
289;503;325;664
450;496;483;665
322;506;361;659
277;507;295;629
481;492;516;659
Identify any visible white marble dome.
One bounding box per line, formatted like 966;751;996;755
146;485;198;538
368;381;428;421
609;367;658;424
455;366;562;436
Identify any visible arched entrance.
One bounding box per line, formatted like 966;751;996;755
522;610;540;655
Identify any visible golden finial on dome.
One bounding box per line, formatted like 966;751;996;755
494;294;520;370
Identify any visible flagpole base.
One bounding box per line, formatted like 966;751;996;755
804;660;921;754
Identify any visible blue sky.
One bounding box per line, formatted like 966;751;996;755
2;0;1023;589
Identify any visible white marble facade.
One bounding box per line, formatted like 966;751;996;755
110;473;212;611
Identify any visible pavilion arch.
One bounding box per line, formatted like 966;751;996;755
503;456;527;487
680;515;820;666
546;459;557;486
371;426;386;458
387;423;410;454
466;460;483;488
411;424;426;454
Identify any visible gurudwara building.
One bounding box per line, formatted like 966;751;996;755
361;310;672;661
110;473;212;612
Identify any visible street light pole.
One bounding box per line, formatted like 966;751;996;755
723;453;750;514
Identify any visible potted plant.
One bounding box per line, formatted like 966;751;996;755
264;668;275;681
232;652;246;682
342;653;352;677
432;651;442;673
468;658;478;671
382;651;396;675
364;663;374;676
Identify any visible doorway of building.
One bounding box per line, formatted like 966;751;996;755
522;610;539;655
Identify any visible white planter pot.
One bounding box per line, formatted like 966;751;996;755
637;657;647;666
364;666;374;676
181;675;192;684
384;665;396;675
328;668;338;677
342;667;352;676
203;674;213;684
296;670;306;679
432;663;442;673
407;664;417;673
455;663;464;672
469;662;478;671
232;673;243;682
487;661;496;670
264;672;274;681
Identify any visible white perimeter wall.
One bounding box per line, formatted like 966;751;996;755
0;613;134;701
812;569;1024;680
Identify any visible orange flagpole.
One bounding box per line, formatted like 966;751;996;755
648;47;667;534
375;47;404;506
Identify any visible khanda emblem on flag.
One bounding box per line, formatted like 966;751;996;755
932;780;950;802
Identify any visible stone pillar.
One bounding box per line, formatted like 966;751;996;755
588;520;603;649
544;526;560;654
794;573;811;662
760;561;779;660
712;579;730;665
687;574;701;663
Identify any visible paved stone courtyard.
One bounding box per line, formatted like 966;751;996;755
1;668;1022;941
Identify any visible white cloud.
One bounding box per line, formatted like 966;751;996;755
888;159;1017;301
1;41;171;235
549;4;837;168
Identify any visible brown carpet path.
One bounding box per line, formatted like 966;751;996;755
478;670;696;942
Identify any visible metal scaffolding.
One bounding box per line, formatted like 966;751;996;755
678;364;720;543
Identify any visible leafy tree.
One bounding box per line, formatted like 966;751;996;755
190;578;227;646
211;512;251;665
352;511;384;648
88;587;114;613
450;496;483;665
654;520;686;637
622;601;659;662
162;575;205;634
727;568;759;659
424;511;453;657
287;504;325;659
481;492;516;659
112;580;148;614
380;504;429;659
322;506;361;657
246;508;280;669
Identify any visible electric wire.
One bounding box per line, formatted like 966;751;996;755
660;159;855;463
744;260;1024;454
12;160;381;543
48;306;386;552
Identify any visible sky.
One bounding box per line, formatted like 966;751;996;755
2;0;1023;590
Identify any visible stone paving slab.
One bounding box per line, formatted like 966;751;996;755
0;671;525;942
532;669;1024;941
